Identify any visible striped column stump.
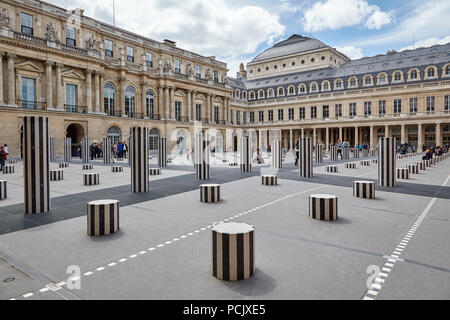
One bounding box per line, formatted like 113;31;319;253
360;160;370;166
117;158;124;162
299;137;313;178
431;157;437;165
83;173;100;186
408;164;419;174
315;144;324;163
417;162;425;170
200;184;221;203
2;165;14;174
329;145;338;162
229;163;238;167
309;194;338;221
353;181;375;199
346;162;357;169
8;159;17;164
424;159;431;168
211;222;255;281
362;149;369;158
262;175;277;186
326;165;338;173
50;170;64;181
372;159;378;164
149;168;161;175
397;155;403;160
0;180;6;200
397;168;410;180
83;164;93;170
59;163;69;168
343;147;350;160
378;137;396;188
112;166;123;173
87;200;120;236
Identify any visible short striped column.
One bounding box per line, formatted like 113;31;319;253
195;132;210;180
8;159;17;164
353;181;375;199
408;164;419;174
200;184;221;203
59;163;69;168
309;194;338;221
240;135;252;172
84;172;100;186
112;166;123;173
83;164;93;170
417;161;425;170
326;165;338;173
369;150;376;157
81;137;90;164
158;137;167;168
372;158;378;164
2;165;14;174
87;200;120;236
64;137;72;162
103;137;112;165
0;180;6;200
271;140;282;169
130;127;149;193
343;147;350;160
424;159;431;168
353;148;360;159
50;170;64;181
362;149;369;157
315;144;324;163
378;137;396;187
329;145;338;162
397;168;409;180
149;168;161;175
23;116;50;214
299;137;313;178
262;175;277;186
212;222;255;281
49;138;56;162
346;162;356;169
360;160;370;166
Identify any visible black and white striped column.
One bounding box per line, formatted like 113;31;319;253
81;137;90;164
362;149;369;157
343;147;350;160
372;158;378;164
326;165;338;173
83;164;93;170
378;137;396;187
149;168;161;175
418;161;426;171
309;194;338;221
112;166;123;173
397;168;409;180
103;137;112;165
83;172;100;186
50;170;64;181
424;159;431;168
330;145;338;162
299;137;313;178
87;200;120;236
195;132;210;180
49;138;56;162
353;148;360;159
130;127;149;193
23;116;50;214
240;135;252;172
361;160;371;166
0;180;6;200
408;164;419;174
315;144;324;163
262;175;277;186
2;165;14;174
200;184;221;203
59;163;69;168
211;222;255;281
346;162;357;169
158;137;167;168
353;181;375;199
271;140;282;169
64;137;72;162
8;159;17;164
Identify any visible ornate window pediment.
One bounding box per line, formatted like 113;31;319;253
15;60;44;73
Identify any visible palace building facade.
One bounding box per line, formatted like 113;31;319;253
0;0;449;158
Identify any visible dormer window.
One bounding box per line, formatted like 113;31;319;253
289;86;295;95
428;68;435;78
311;84;317;92
213;70;219;82
335;80;342;89
350;78;356;87
445;65;450;76
410;69;418;80
394;72;402;82
379;74;386;84
323;82;329;91
365;77;372;86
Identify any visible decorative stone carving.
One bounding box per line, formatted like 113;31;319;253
0;7;10;29
163;59;172;72
186;63;194;77
45;22;58;41
205;68;212;80
86;34;99;50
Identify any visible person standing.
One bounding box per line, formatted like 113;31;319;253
295;140;300;166
337;139;343;160
0;146;7;172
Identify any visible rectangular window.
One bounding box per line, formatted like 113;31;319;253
126;46;134;63
214;70;219;82
230;110;234;125
311;106;317;119
236;111;241;125
394;99;402;114
175;101;182;121
349;103;356;117
299;107;305;119
258;111;264;123
174;59;180;74
65;84;77;112
445;95;450;111
250;111;255;123
21;77;36;109
66;27;76;46
278;109;284;121
288;108;294;120
426;96;435;112
378;100;386;115
322;105;329;118
146;52;153;67
195;104;202;121
21;13;33;35
214;106;219;123
268;110;274;122
105;40;113;57
243;111;247;124
409;98;418;113
364;102;371;116
335;104;342;118
195;65;201;78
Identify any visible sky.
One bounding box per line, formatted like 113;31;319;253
46;0;450;77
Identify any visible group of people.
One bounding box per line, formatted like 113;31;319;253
0;144;9;172
73;141;128;162
422;144;449;160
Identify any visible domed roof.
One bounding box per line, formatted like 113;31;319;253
250;34;328;63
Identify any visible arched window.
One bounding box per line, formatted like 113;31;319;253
311;83;317;92
350;77;356;87
146;89;155;118
250;91;255;99
446;65;450;76
242;91;247;99
149;128;159;155
379;74;386;84
427;67;435;78
299;84;306;93
410;69;418;80
235;89;241;99
258;90;264;99
268;88;274;97
322;82;329;91
176;129;186;154
365;76;372;86
104;82;116;116
394;72;402;82
125;86;136;117
289;86;295;95
335;80;342;89
107;126;121;145
278;88;284;96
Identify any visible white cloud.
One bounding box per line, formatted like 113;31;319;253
335;46;364;59
401;36;450;51
302;0;393;32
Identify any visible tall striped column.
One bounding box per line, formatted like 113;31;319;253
130;127;149;193
353;147;360;159
343;147;350;160
103;137;112;165
378;137;396;187
240;135;251;172
195;132;210;180
64;137;72;162
299;137;313;178
271;140;282;169
49;138;56;162
81;137;90;164
158;137;167;168
315;144;324;163
23;116;50;214
362;149;369;157
330;145;338;162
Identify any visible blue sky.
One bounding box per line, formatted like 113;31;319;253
47;0;450;76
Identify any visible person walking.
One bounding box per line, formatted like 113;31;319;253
0;146;7;172
295;140;300;166
337;139;343;160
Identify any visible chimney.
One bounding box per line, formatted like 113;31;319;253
163;39;176;47
239;63;246;78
